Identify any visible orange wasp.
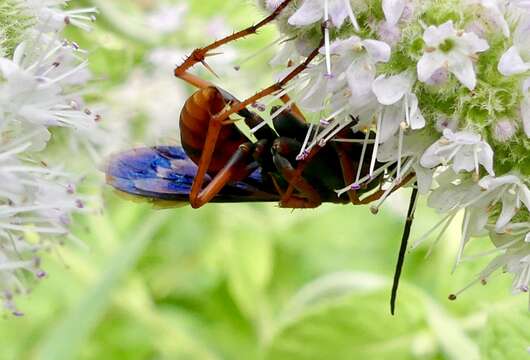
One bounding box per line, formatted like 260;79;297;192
106;0;418;314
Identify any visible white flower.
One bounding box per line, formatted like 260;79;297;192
288;0;359;30
417;21;489;90
372;71;426;143
478;174;530;232
498;17;530;76
0;1;101;315
420;129;495;176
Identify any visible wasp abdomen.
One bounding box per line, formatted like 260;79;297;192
179;87;248;174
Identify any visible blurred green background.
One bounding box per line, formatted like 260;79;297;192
2;1;529;359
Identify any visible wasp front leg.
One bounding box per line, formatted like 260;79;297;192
189;142;257;208
271;137;322;208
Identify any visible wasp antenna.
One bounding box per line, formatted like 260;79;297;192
390;186;418;315
200;60;220;79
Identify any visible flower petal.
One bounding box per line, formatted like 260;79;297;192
379;103;402;143
448;57;477;90
423;21;456;47
382;0;405;26
417;52;446;83
478;175;521;190
288;0;322;26
329;0;348;27
496;192;518;232
498;46;530;76
413;163;434;194
362;39;391;63
408;93;426;130
477;142;495;176
372;73;410;105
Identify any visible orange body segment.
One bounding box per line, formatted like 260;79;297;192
179;87;248;174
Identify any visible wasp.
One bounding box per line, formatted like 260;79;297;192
105;0;418;314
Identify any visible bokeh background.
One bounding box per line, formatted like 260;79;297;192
2;1;529;359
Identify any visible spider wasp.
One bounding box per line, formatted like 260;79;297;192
106;0;418;315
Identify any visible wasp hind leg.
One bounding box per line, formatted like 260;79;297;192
189;142;257;208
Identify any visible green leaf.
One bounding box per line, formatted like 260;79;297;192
480;307;530;360
265;274;429;360
36;212;171;360
221;206;273;322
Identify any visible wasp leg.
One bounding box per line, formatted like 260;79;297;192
333;142;363;204
174;0;294;84
278;93;306;123
212;37;324;126
390;186;418;315
272;138;321;208
189;142;256;208
177;72;215;90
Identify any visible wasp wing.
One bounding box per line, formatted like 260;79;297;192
106;146;279;205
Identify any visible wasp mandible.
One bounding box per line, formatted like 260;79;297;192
105;0;418;314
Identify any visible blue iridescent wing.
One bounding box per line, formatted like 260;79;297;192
105;146;279;204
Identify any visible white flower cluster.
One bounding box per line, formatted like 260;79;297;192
0;0;99;315
261;0;530;304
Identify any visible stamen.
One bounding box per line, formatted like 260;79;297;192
297;123;314;160
425;212;457;258
264;83;297;107
404;94;410;127
320;118;354;146
331;138;375;144
48;61;88;85
412;211;457;249
370;111;383;178
306;108;346;150
397;124;405;181
234;36;286;71
356;130;371;183
370;159;414;214
324;1;332;77
461;237;521;261
335;161;396;197
473;145;480;179
453;209;471;272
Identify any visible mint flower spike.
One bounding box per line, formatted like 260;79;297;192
263;0;530;309
0;1;102;315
